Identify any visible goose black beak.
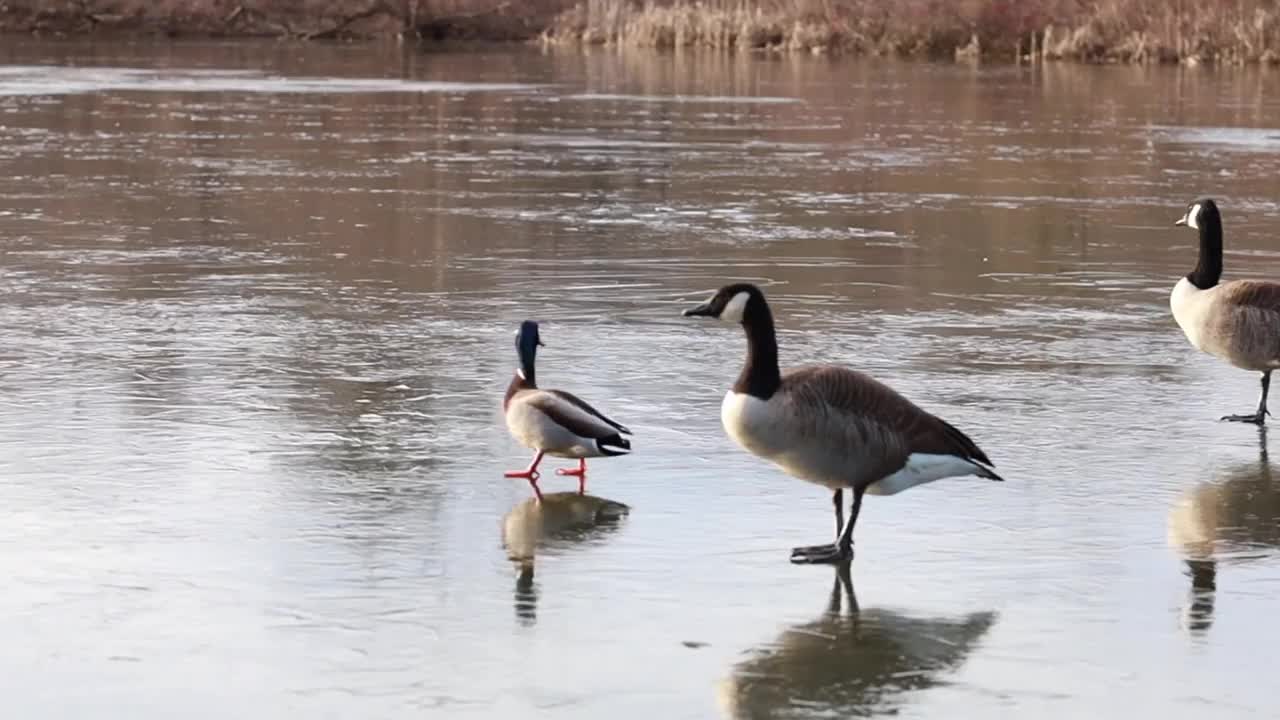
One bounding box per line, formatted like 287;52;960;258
682;302;715;318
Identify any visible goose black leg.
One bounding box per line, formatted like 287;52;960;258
1222;370;1272;424
834;489;844;538
791;488;862;565
789;489;845;559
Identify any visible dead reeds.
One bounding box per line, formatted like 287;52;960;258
541;0;1280;64
1041;0;1280;64
3;0;1278;64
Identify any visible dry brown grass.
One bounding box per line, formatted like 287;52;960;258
1043;0;1280;64
0;0;575;40
542;0;1280;63
540;1;1060;55
2;0;1278;63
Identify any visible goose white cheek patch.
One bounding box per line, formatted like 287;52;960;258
1186;203;1202;230
720;291;751;324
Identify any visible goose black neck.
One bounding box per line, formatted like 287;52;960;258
1188;213;1223;290
733;300;781;399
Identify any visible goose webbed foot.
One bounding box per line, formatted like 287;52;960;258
794;488;860;564
1224;372;1273;424
789;542;853;565
1221;412;1267;425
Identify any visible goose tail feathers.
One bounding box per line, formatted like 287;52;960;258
971;461;1004;482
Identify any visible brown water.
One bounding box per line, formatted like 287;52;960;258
1;39;1279;718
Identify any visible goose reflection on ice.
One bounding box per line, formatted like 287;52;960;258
501;492;629;626
718;565;996;719
1168;433;1280;634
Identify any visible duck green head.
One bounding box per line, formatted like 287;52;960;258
515;320;545;383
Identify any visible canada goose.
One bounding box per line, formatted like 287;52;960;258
717;565;996;719
1172;198;1280;424
503;321;632;500
682;283;1003;564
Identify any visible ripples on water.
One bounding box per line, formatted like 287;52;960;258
0;42;1279;717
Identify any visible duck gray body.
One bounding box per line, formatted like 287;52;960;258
504;381;631;460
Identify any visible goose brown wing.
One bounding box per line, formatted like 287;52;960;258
1213;281;1280;366
782;365;996;478
1221;280;1280;313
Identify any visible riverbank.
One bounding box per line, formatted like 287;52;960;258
0;1;566;42
4;1;1279;65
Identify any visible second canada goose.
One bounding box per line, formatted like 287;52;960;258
503;321;632;500
1171;198;1280;424
683;283;1003;564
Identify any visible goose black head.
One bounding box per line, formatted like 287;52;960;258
514;320;544;382
1176;198;1225;290
682;283;769;325
1175;198;1220;231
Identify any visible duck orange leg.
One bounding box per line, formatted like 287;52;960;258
556;459;587;494
505;451;545;501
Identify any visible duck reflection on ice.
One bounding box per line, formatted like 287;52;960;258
1168;430;1280;634
718;564;996;719
501;492;630;625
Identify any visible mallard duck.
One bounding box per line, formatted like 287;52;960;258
502;320;632;500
